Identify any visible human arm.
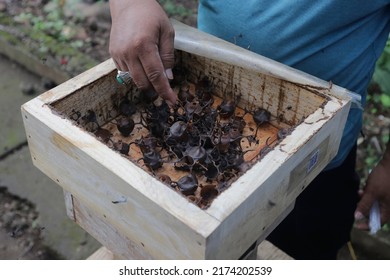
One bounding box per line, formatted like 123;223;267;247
355;129;390;228
109;0;176;106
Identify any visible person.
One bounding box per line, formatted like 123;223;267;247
109;0;390;259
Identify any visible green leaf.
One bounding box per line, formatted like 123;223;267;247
373;68;390;93
370;107;378;114
380;93;390;108
382;134;389;144
365;156;377;167
372;37;390;93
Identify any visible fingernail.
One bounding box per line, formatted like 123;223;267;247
165;68;173;80
167;95;177;107
170;96;177;106
354;211;364;220
166;99;174;107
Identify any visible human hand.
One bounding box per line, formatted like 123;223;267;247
355;149;390;230
109;0;176;106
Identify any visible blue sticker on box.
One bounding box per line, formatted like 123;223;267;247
307;149;319;174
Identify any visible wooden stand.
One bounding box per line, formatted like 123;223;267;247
72;189;294;260
87;241;293;260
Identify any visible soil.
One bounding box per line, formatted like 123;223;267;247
0;187;60;259
0;0;389;259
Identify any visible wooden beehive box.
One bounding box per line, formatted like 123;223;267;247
21;21;352;259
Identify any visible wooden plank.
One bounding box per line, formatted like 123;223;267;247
71;194;153;260
257;240;294;260
36;59;119;105
172;19;355;104
87;243;295;260
63;190;75;221
87;247;115;260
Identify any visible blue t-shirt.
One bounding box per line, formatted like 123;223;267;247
198;0;390;169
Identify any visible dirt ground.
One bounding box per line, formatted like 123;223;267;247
0;187;60;259
0;0;389;260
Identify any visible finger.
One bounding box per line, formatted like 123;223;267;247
354;220;370;231
112;57;129;73
354;210;370;231
380;204;390;225
139;45;176;106
356;191;376;218
159;23;175;79
126;58;153;90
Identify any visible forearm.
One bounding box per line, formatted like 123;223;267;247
109;0;159;21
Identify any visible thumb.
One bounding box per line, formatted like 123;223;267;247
355;191;376;218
